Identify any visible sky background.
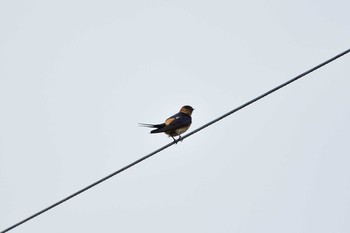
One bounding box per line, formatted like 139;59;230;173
1;0;350;232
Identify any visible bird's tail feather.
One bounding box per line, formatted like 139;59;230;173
138;123;164;129
138;123;155;128
139;123;167;134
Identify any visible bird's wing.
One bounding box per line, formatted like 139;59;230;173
152;113;191;133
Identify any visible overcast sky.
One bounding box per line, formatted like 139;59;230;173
1;0;350;232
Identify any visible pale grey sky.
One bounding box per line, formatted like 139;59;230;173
1;0;350;232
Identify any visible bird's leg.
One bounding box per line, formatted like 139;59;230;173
178;135;183;141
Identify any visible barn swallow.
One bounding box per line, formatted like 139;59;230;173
139;105;194;142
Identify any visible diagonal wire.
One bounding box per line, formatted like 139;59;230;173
1;48;349;233
182;48;350;140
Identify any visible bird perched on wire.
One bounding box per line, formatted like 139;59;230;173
139;105;194;142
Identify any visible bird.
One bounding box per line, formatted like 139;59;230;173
139;105;194;142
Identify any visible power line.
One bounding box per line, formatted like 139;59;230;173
1;48;349;233
182;48;350;140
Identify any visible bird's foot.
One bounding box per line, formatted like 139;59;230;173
172;136;178;144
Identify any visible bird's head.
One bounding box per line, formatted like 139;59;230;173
180;105;194;116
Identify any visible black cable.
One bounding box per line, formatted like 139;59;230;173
181;48;350;140
1;48;349;233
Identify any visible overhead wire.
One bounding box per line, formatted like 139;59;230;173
1;48;349;233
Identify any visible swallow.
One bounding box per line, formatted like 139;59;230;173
139;105;194;142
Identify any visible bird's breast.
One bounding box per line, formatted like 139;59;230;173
175;127;188;135
165;125;190;137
